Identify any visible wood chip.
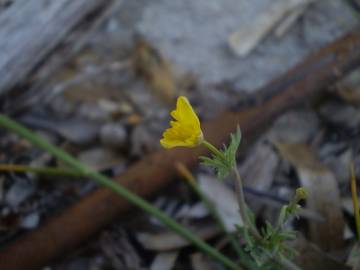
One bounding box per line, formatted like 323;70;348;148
228;0;309;56
274;1;313;37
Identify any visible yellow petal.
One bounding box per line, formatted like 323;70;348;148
160;96;203;149
174;96;200;128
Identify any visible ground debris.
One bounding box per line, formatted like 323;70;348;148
1;1;360;269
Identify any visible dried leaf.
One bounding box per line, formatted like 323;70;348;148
175;202;209;219
320;146;353;184
292;234;350;270
101;229;143;270
191;253;219;270
267;110;319;144
133;40;177;104
198;174;243;231
239;141;278;212
274;142;345;250
136;222;220;251
347;243;360;270
150;251;179;270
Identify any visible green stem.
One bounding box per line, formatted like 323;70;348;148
202;140;258;238
234;167;301;270
0;164;83;178
233;166;260;239
202;140;226;161
0;114;241;270
275;205;287;232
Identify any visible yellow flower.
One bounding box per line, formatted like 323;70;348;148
160;96;203;149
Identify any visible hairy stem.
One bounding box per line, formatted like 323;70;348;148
201;139;301;270
202;140;258;236
233;166;260;239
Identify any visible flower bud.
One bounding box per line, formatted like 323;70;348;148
295;187;307;202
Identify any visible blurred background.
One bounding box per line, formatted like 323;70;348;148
0;0;360;269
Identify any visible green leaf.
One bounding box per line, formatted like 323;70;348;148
225;126;242;168
200;126;242;178
200;155;229;178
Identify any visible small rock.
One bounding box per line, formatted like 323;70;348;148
131;122;163;156
5;180;35;208
320;102;360;130
78;148;124;171
100;123;127;148
20;212;40;229
57;119;100;145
